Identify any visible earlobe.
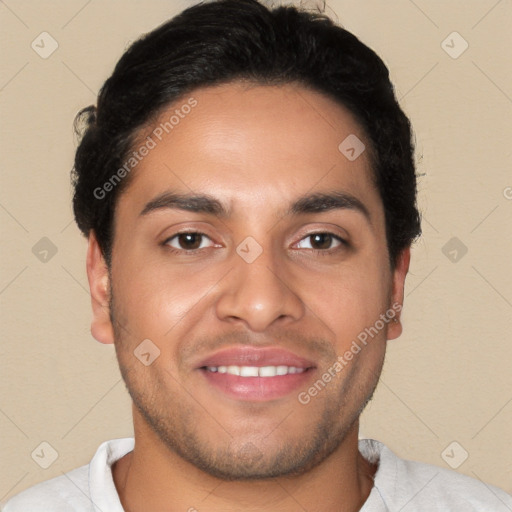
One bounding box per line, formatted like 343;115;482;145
387;247;411;341
86;231;115;345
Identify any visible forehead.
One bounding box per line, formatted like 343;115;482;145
117;81;381;221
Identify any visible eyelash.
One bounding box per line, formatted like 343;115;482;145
161;231;348;256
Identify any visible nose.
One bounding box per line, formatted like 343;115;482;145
215;244;305;332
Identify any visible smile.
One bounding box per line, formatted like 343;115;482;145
204;365;307;377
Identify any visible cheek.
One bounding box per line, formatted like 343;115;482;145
113;256;218;341
305;262;391;343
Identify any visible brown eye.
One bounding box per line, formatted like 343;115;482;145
296;233;345;251
180;233;202;249
310;233;334;250
165;232;212;251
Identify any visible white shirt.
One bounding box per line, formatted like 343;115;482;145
2;437;511;511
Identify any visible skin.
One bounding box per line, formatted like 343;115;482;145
86;81;410;512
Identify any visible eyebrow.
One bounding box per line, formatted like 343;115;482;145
288;191;370;222
139;190;371;223
140;192;227;217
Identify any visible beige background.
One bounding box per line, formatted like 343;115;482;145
1;0;511;503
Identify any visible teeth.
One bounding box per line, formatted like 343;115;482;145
227;365;240;376
259;366;277;377
276;365;288;375
205;365;305;377
240;366;259;377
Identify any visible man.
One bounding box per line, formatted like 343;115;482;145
3;0;511;510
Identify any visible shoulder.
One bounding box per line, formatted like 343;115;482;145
360;439;512;511
397;456;512;509
2;437;134;512
1;465;90;512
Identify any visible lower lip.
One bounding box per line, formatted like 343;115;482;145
199;368;314;402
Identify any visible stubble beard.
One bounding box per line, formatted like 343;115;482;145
110;293;384;481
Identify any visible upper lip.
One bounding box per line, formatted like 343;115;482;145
196;346;316;369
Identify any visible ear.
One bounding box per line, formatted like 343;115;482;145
387;247;411;341
86;231;114;345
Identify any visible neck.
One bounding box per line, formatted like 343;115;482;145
113;410;376;512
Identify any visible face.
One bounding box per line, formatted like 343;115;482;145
87;81;409;480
